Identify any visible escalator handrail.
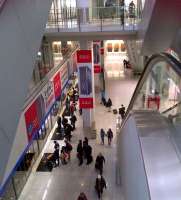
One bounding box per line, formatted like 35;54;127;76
162;101;181;114
122;53;181;128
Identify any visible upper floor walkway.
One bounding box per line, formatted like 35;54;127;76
45;6;141;39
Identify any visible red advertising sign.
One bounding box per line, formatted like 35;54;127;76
77;50;93;109
25;101;40;141
100;48;104;55
53;72;61;100
94;65;101;73
77;50;92;63
79;98;93;108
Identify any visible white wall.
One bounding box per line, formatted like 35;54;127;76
0;0;52;186
2;114;28;186
118;116;150;200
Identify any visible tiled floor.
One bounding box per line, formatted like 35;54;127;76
19;70;137;200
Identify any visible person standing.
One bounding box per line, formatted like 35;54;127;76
95;153;105;175
53;147;60;167
100;129;106;145
77;192;88;200
95;174;107;199
107;128;113;145
64;140;73;161
77;140;83;166
53;141;60;151
129;0;136;24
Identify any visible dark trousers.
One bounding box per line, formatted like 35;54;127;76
78;154;83;165
86;155;92;165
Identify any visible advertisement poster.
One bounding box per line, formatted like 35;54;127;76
60;62;68;88
24;101;40;141
41;81;55;113
93;41;101;74
77;50;93;109
53;72;61;100
73;52;77;72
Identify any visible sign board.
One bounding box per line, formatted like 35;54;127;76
77;50;93;109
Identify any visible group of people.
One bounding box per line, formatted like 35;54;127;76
77;137;93;166
100;128;113;145
101;95;113;112
52;140;73;167
57;112;77;142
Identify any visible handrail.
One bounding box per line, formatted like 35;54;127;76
162;101;181;114
23;45;79;109
121;53;181;127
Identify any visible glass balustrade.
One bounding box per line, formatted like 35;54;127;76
46;6;141;31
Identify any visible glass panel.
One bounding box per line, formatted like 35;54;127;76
133;61;181;113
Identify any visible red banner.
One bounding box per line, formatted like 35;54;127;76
100;48;104;55
53;72;61;100
25;101;40;141
79;98;93;108
94;65;101;73
77;50;92;63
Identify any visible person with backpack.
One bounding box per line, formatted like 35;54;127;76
77;140;83;166
107;128;113;145
95;174;107;199
100;129;106;145
95;153;105;175
64;140;73;161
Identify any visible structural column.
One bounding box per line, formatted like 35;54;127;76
78;40;96;138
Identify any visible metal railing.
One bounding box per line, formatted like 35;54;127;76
23;45;79;109
46;6;142;32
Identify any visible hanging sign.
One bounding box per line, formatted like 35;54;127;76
77;50;93;109
93;41;101;74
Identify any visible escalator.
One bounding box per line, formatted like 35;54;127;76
118;53;181;200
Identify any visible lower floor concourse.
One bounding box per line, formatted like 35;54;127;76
18;70;137;200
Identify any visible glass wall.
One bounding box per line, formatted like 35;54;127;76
133;61;181;112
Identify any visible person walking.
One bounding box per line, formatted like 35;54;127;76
77;192;88;200
83;137;88;159
107;128;113;145
95;153;105;175
64;140;73;161
77;140;83;166
70;114;77;130
64;123;73;141
106;98;112;112
100;129;106;145
95;174;107;199
119;104;126;119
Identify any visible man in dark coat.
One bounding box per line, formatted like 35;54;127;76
95;153;105;174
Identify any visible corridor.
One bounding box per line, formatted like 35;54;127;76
19;73;137;200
